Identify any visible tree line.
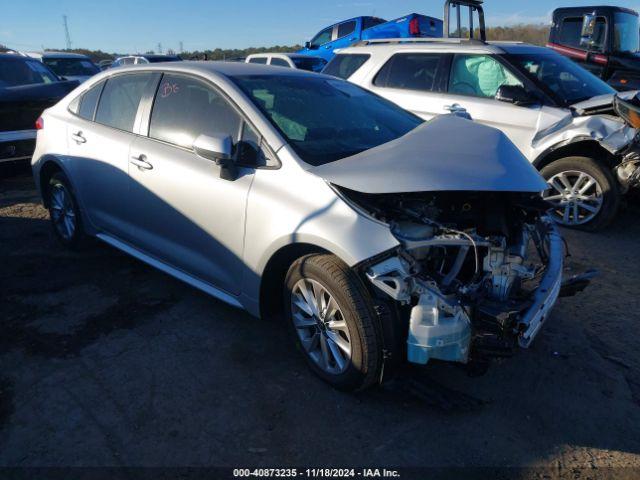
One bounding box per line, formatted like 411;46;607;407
2;24;551;63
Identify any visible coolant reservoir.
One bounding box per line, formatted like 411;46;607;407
407;292;471;365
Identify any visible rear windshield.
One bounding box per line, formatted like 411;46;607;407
43;58;99;76
146;56;182;63
323;54;371;79
291;57;327;72
231;74;422;166
0;58;59;87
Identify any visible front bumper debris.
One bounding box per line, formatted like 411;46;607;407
517;222;563;348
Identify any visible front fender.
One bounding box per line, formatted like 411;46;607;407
532;113;635;164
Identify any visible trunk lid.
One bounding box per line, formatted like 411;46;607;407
0;80;78;132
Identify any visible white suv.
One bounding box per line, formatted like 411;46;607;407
325;39;640;230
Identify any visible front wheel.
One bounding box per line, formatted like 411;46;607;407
284;254;383;391
540;156;620;231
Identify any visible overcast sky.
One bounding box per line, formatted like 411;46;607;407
1;0;638;53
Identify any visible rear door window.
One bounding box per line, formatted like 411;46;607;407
373;53;446;92
149;74;242;149
337;21;356;39
248;57;268;64
270;58;290;67
323;54;370;79
95;73;155;132
78;81;104;120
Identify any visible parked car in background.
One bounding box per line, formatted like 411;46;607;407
327;39;640;230
98;59;113;71
25;52;100;83
297;14;443;61
246;53;327;72
548;6;640;91
31;62;584;390
112;54;182;66
0;54;78;167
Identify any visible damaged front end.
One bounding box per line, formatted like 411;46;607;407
613;94;640;192
344;189;573;368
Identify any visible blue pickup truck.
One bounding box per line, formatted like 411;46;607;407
298;14;444;61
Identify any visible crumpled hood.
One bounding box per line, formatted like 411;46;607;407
571;90;638;114
309;115;548;194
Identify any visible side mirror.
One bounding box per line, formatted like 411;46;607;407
193;134;237;180
495;85;538;106
304;41;311;49
580;13;596;48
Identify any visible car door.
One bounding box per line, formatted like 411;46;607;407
443;53;542;159
65;72;159;237
329;20;359;52
308;26;336;61
126;73;256;295
366;52;450;120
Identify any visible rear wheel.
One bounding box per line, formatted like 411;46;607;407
541;156;620;231
47;171;85;248
284;254;382;391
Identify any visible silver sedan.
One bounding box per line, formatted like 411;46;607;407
32;62;571;391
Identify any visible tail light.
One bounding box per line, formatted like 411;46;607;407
35;116;44;130
409;17;421;36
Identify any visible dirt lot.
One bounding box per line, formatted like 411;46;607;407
1;169;640;476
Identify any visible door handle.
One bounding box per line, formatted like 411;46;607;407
130;154;153;171
71;131;86;144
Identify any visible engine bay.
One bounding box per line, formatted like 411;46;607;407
338;187;565;369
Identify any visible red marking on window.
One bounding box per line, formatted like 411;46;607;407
160;82;180;98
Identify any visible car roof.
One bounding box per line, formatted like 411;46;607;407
553;5;638;16
0;53;34;61
33;51;91;59
248;52;324;59
335;39;548;55
141;54;181;60
108;60;325;79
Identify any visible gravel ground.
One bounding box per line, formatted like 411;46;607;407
1;170;639;477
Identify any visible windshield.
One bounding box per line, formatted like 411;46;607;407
0;58;59;87
231;75;422;166
614;12;640;53
43;58;99;76
291;57;327;72
507;52;615;105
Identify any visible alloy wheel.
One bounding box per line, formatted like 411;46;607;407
543;170;603;226
290;278;352;375
50;184;77;240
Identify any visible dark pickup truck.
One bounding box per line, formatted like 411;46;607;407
547;6;640;91
0;54;78;166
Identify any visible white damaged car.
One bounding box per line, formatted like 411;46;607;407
325;40;640;230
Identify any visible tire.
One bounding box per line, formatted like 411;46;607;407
540;156;620;231
284;254;383;392
46;171;86;249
